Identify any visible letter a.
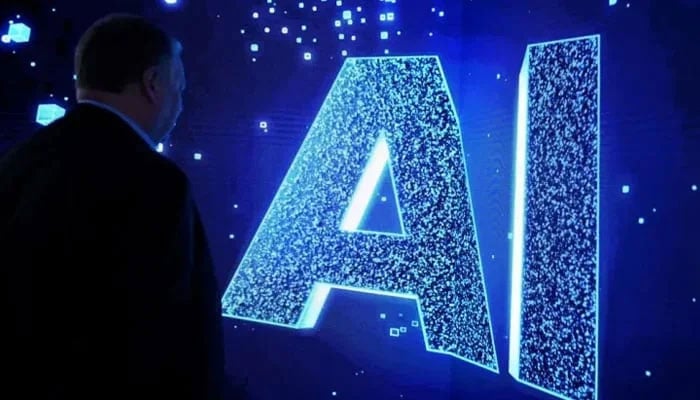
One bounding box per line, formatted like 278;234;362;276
222;56;498;371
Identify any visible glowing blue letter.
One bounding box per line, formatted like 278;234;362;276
510;35;600;399
222;56;498;371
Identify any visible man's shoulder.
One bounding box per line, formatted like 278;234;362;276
136;151;190;190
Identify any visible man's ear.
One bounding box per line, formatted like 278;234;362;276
141;65;160;103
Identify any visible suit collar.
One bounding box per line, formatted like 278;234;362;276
77;100;157;150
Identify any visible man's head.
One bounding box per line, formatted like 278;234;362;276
75;14;186;142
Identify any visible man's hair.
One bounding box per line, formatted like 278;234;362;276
75;14;180;93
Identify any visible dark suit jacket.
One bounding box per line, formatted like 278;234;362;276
0;104;224;399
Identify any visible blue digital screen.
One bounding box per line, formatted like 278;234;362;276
1;1;698;399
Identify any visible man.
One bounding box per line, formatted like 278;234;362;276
0;14;224;399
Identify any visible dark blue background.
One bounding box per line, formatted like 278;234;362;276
1;1;698;399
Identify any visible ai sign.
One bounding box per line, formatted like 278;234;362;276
222;35;601;400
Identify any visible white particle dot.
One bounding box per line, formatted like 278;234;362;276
638;217;645;225
233;204;239;209
692;184;698;191
645;370;651;377
692;298;696;303
622;185;630;194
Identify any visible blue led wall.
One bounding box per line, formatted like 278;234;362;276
223;36;602;399
1;1;698;399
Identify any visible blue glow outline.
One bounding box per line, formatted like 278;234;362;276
508;34;601;400
508;49;530;379
222;55;498;372
595;34;601;400
340;131;407;237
